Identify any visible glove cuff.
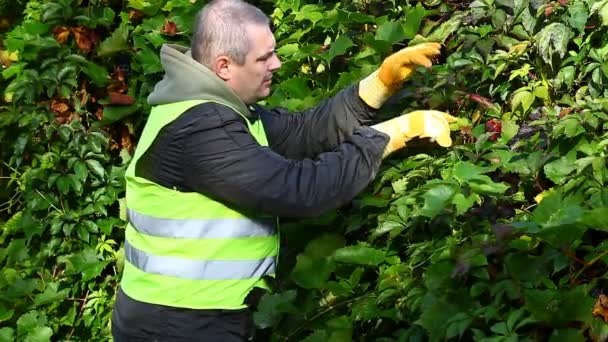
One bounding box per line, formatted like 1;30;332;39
358;70;393;109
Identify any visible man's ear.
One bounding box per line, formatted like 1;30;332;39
214;56;231;81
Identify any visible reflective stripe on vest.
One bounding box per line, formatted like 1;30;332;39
128;209;275;239
125;241;276;280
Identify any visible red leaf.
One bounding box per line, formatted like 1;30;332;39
109;92;135;105
162;20;178;36
53;26;71;44
467;93;495;109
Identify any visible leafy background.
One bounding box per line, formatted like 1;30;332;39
1;0;608;341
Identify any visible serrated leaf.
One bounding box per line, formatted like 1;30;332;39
332;245;385;266
544;155;577;184
17;311;41;335
0;303;14;323
419;184;456;218
524;287;593;326
375;21;406;44
135;46;163;75
511;90;535;113
96;105;141;127
452;193;479;215
320;36;355;65
591;0;608;26
24;326;52;342
413;12;465;44
59;249;109;281
97;22;129;57
253;290;297;329
0;328;14;342
535;23;572;67
568;2;589;34
33;283;69;307
403;4;426;39
452;161;487;183
86;159;105;180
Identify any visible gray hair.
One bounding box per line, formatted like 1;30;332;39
191;0;270;67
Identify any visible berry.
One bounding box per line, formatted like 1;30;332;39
485;119;502;141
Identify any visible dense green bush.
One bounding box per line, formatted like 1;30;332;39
1;0;608;341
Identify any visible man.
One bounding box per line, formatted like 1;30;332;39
111;0;455;340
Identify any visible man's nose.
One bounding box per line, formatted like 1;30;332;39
269;54;281;71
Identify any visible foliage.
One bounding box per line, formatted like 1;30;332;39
1;0;608;341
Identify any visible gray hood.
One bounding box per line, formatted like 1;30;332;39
147;44;251;117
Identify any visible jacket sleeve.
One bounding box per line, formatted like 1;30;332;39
258;84;379;159
176;103;388;218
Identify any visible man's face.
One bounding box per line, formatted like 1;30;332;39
225;24;281;104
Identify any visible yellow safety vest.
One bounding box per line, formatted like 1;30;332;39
120;100;278;309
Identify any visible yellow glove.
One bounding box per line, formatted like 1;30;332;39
359;43;442;109
372;110;457;157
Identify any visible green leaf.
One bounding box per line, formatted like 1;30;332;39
412;12;465;44
579;208;608;230
535;23;572;67
135;46;163;75
549;328;585;342
253;290;297;329
452;193;479;215
290;234;344;288
511;90;535;113
556;66;576;89
24;326;52;342
591;0;608;26
375;21;406;44
567;2;589;34
332;244;385;266
128;0;164;16
96;105;141;127
320;36;355;65
403;4;426;39
294;4;324;24
501;120;520;141
544;155;577;184
73;161;88;181
524;287;593;326
33;283;69;307
86;159;105;180
79;61;109;86
0;328;14;342
97;21;129;57
419;184;456;218
17;311;42;335
0;303;14;323
452;161;487;183
59;249;109;281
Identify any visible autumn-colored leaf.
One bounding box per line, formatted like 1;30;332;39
53;26;71;44
592;294;608;322
51;100;70;114
162;20;178;35
109;92;135;105
95;107;104;121
121;125;134;153
72;26;99;53
128;9;144;21
468;93;495;109
114;65;126;82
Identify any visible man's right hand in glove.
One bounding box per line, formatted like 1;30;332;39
372;110;457;158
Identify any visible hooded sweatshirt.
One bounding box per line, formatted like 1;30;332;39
113;44;389;339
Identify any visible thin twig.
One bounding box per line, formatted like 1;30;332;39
283;294;372;341
66;289;89;341
571;250;608;285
